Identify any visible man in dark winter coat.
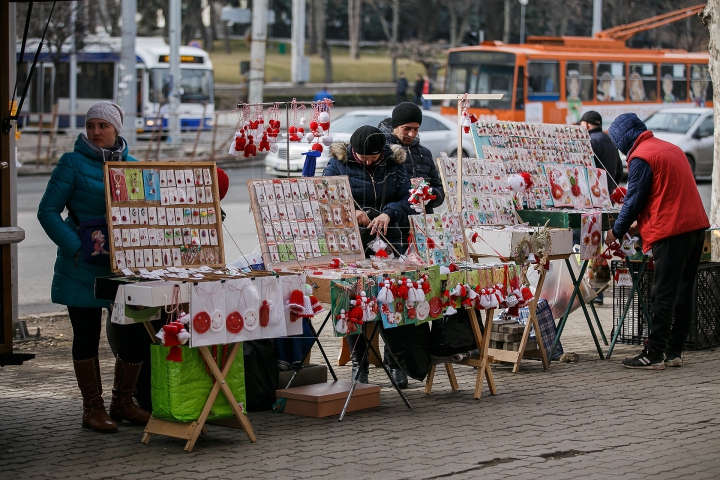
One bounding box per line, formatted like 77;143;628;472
378;102;445;213
606;113;709;370
580;111;623;190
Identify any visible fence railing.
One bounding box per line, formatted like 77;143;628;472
14;110;246;167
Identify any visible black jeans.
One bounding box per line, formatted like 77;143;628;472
67;306;156;363
647;228;705;359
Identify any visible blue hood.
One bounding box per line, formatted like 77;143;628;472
608;113;647;155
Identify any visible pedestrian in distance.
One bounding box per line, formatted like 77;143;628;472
413;73;424;106
422;75;433;110
396;72;409;104
605;113;709;370
313;87;335;103
37;101;152;433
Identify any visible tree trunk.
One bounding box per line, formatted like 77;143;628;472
447;0;459;47
701;2;720;260
308;0;318;55
391;0;399;81
322;40;333;83
348;0;361;59
503;0;510;43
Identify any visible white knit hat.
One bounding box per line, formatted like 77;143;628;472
86;101;124;134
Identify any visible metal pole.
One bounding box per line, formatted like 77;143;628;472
248;0;268;103
69;2;77;130
168;0;181;146
519;3;526;44
120;0;137;147
592;0;602;37
291;0;306;84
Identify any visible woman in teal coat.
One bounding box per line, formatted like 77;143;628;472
38;102;150;433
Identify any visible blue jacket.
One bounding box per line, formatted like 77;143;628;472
379;121;445;213
323;143;412;254
37;134;135;308
607;113;652;238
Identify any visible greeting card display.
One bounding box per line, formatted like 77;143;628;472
248;176;364;268
409;213;467;265
587;167;613;208
542;163;575;208
472;120;596;208
104;161;224;272
580;212;603;260
190;281;227;347
437;155;516;226
222;276;288;343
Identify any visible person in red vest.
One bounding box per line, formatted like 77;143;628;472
606;113;709;370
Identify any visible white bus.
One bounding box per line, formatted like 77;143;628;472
16;36;214;132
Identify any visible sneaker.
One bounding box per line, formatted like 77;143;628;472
664;355;683;367
622;350;665;370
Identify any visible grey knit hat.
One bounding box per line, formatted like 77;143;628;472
86;101;124;134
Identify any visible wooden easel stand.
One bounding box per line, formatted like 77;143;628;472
141;342;257;452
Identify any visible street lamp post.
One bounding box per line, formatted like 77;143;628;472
519;0;528;44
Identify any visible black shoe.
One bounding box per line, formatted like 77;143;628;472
622;349;665;370
389;367;408;389
664;354;683;367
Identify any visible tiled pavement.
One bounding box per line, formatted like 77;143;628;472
2;298;719;479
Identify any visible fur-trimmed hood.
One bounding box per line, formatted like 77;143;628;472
329;142;406;165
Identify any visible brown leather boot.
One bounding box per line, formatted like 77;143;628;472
109;358;151;425
73;357;118;433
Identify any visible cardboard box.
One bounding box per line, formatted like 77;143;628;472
124;281;190;307
469;226;573;258
275;381;380;418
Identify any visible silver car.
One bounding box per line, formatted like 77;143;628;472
264;108;475;177
643;107;714;177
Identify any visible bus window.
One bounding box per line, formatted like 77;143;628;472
690;64;712;107
77;62;114;99
660;64;687;103
445;51;515;109
566;61;593;101
596;62;625;102
628;63;657;102
527;61;559;100
515;66;524;110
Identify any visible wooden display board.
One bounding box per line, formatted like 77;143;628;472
104;161;225;272
248;176;365;269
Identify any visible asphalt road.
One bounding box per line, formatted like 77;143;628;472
16;168;713;316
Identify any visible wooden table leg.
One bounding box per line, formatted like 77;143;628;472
199;344;257;444
424;364;436;394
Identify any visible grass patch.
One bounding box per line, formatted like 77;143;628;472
209;40;444;84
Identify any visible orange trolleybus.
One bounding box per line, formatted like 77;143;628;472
440;7;711;127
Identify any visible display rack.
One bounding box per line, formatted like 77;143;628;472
104;161;225;272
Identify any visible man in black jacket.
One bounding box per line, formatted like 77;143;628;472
376;103;446;388
580;111;623;191
379;103;446;213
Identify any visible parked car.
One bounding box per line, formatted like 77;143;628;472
264;108;475;177
642;107;714;177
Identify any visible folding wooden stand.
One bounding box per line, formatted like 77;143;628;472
141;343;257;452
425;308;497;399
486;259;552;373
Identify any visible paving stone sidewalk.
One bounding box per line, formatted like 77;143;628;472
1;299;719;479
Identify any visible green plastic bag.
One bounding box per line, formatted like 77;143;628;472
151;344;247;422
